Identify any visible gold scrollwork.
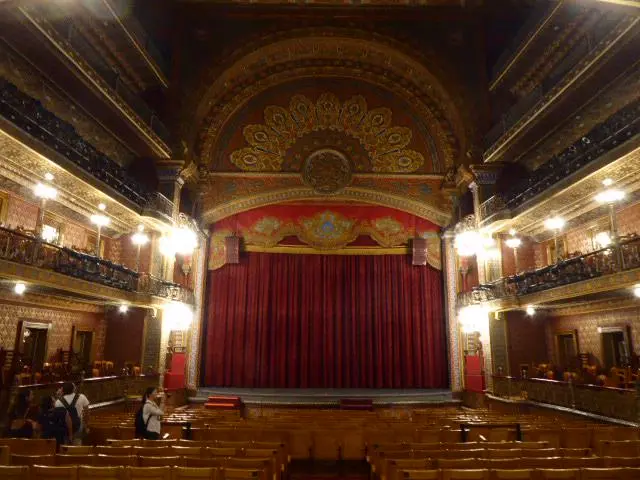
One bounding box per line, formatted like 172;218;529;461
230;93;425;173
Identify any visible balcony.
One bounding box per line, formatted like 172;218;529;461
491;375;637;423
480;100;639;223
8;3;172;158
484;10;636;162
0;226;194;305
459;236;640;308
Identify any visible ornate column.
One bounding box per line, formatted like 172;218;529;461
157;160;186;220
186;229;208;390
443;229;463;392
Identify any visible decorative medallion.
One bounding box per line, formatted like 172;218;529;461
302;149;352;194
297;211;358;250
229;93;426;173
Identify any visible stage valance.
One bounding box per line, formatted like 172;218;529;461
208;204;441;270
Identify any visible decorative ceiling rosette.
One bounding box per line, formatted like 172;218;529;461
229;93;425;173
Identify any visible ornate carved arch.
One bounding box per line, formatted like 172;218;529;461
201;186;452;227
191;28;473;169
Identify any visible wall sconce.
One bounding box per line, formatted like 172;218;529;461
505;231;522;273
34;178;58;238
14;282;26;295
90;212;110;257
131;225;149;272
544;216;565;263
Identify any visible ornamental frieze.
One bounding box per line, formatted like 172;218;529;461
229;93;426;174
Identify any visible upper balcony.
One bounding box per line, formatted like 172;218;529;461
479;100;639;230
0;225;194;307
1;1;173;159
458;235;640;311
1;78;174;222
484;4;639;165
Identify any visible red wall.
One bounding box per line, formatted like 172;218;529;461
506;310;549;376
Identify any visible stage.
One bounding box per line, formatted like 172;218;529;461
192;388;458;407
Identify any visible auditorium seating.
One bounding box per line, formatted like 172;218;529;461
3;406;640;480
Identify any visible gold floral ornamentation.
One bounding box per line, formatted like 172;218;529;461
242;217;286;247
230;93;424;173
297;211;359;250
368;217;410;247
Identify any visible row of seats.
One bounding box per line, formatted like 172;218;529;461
4;466;640;480
10;455;274;474
0;465;246;480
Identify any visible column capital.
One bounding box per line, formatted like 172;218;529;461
469;163;506;186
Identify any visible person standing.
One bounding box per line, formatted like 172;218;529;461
138;387;165;440
38;395;72;448
5;389;37;438
55;382;89;445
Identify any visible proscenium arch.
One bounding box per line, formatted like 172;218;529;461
201;187;452;227
191;28;473;169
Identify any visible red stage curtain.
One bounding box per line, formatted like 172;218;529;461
203;253;447;388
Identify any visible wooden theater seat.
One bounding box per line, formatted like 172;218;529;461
31;465;78;480
1;439;57;456
489;471;534;480
171;467;218;480
400;470;440;480
126;467;172;480
77;466;124;480
441;470;490;480
11;454;56;466
138;457;182;467
0;465;30;480
536;469;580;480
93;456;138;467
56;456;96;466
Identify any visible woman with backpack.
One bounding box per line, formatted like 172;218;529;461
38;395;72;448
55;382;90;445
136;387;165;440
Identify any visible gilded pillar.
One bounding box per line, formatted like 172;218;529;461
443;230;463;392
186;230;208;390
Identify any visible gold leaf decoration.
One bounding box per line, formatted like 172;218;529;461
230;93;425;172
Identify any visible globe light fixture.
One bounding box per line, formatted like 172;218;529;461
119;304;129;314
526;305;536;316
14;282;26;295
634;285;640;298
90;212;110;257
595;180;625;253
163;302;193;331
131;225;150;272
44;172;55;181
594;231;612;249
159;226;198;258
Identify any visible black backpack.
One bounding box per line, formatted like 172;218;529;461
59;393;81;434
134;405;152;439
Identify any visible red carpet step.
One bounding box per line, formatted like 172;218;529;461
204;395;242;409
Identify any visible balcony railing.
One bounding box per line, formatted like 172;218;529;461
492;375;638;423
0;79;152;208
28;4;171;147
486;12;626;150
461;236;640;305
480;100;640;221
0;226;194;304
138;273;195;305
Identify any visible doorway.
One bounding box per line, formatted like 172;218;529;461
555;330;578;369
73;330;93;372
600;327;630;369
15;321;51;373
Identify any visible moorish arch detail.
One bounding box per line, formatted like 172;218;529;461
188;29;473;171
231;93;426;173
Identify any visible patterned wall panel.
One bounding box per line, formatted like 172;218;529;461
0;302;106;361
490;313;509;375
142;312;161;371
62;222;91;251
546;306;640;366
507;310;549;375
5;194;38;231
